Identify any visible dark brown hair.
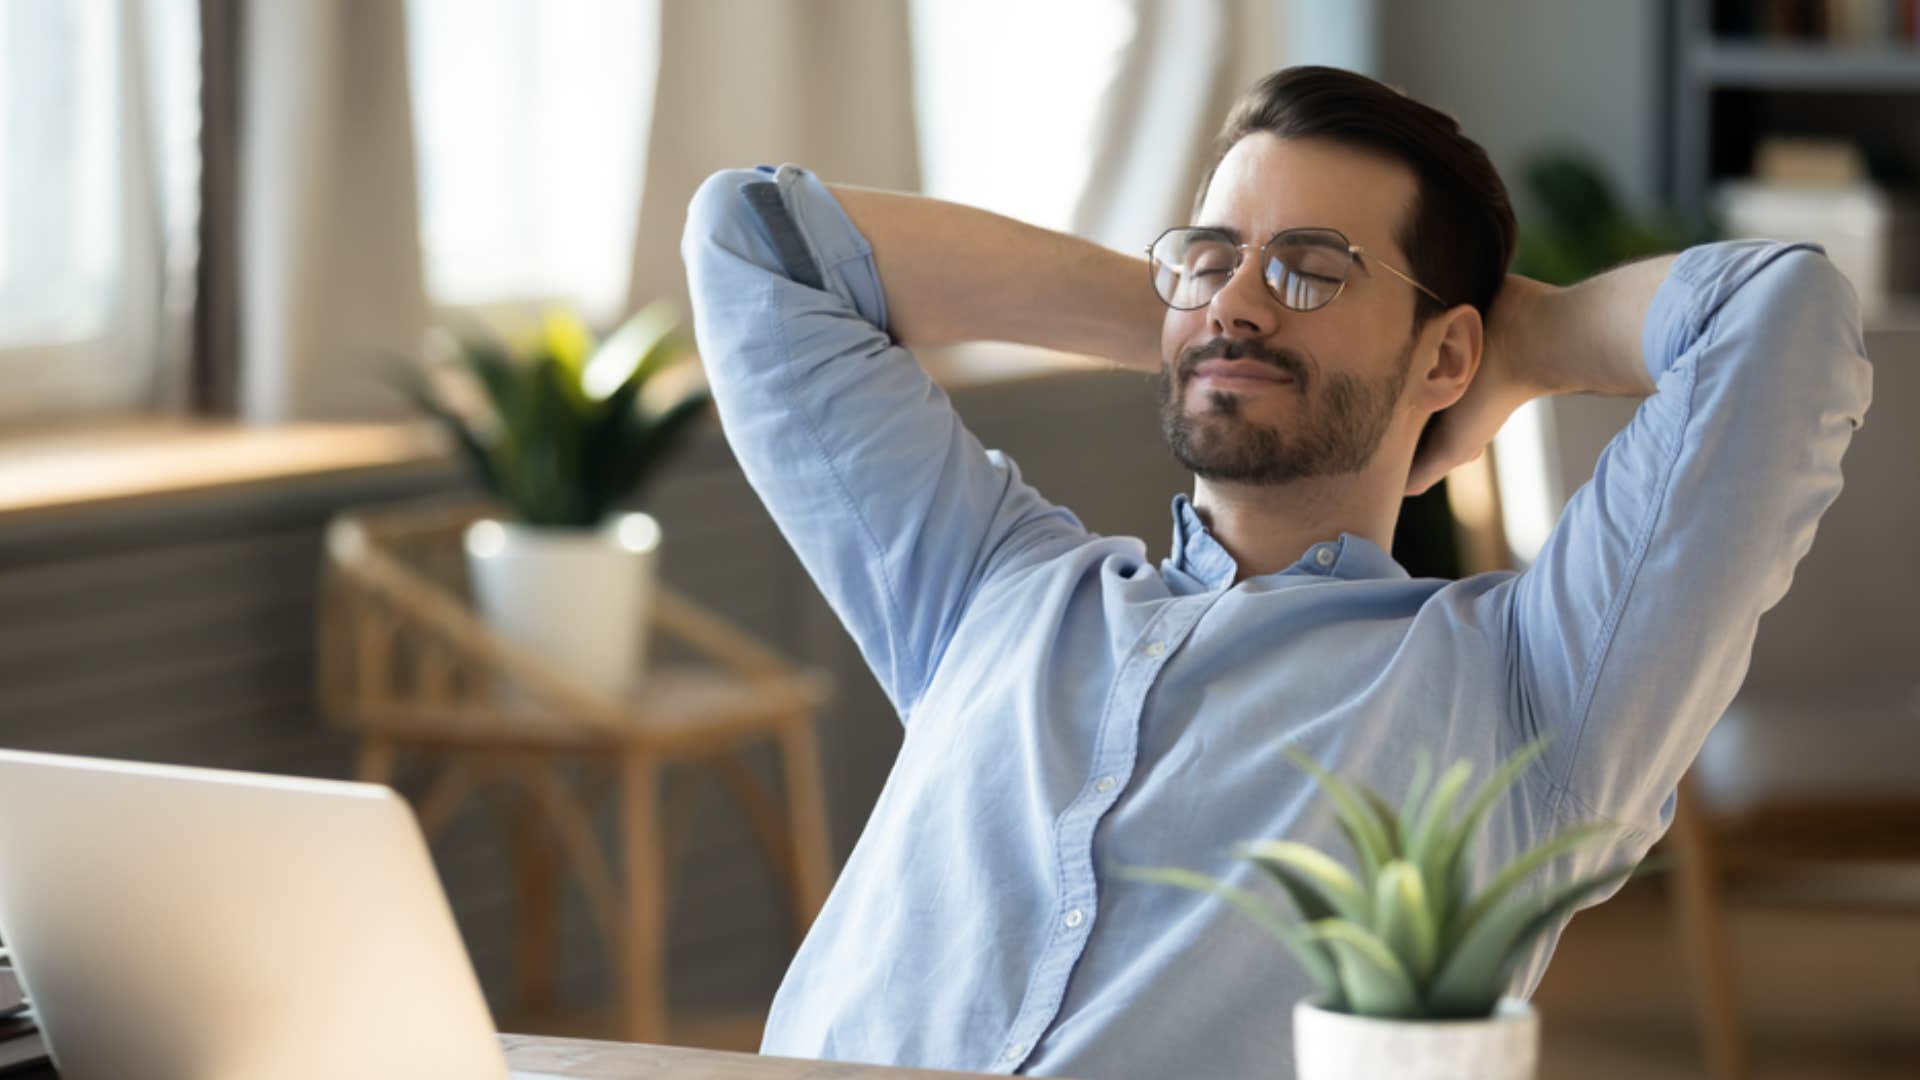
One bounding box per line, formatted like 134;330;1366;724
1196;66;1516;331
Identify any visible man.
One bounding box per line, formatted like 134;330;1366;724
680;66;1871;1077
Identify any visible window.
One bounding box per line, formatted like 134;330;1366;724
909;0;1136;232
407;0;659;325
0;0;198;421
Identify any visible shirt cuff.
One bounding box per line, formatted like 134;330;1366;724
752;163;889;327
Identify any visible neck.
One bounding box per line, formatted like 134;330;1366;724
1189;455;1407;583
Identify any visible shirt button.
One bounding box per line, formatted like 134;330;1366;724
1095;775;1117;793
1004;1042;1028;1061
1314;546;1335;567
1064;908;1086;929
1144;640;1166;657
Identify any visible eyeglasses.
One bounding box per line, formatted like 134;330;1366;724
1145;226;1447;313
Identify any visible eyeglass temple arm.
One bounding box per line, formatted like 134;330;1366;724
1355;247;1447;307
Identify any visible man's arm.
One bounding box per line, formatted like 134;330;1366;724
1491;242;1872;833
1405;256;1675;495
826;185;1163;369
682;166;1153;722
821;183;1152;365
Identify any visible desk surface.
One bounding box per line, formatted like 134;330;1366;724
5;1032;1022;1079
504;1034;1022;1079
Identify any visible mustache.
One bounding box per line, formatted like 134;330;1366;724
1176;337;1310;390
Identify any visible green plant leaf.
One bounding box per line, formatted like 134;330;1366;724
1117;865;1343;1009
461;337;524;426
582;301;681;401
1234;840;1370;926
1451;821;1620;947
1405;759;1473;869
1426;738;1552;934
1285;745;1394;890
1425;861;1638;1018
1397;748;1433;840
1373;859;1439;985
607;389;710;508
1405;758;1473;932
1362;788;1403;856
1306;919;1420;1018
387;364;501;497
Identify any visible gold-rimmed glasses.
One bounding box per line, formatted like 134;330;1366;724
1145;225;1447;312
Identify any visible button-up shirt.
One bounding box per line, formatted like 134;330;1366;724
680;164;1871;1079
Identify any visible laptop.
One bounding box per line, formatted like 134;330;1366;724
0;749;510;1080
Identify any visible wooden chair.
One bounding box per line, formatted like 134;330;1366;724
315;497;837;1044
1667;686;1920;1080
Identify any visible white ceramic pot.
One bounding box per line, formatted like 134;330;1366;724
1292;997;1538;1080
463;513;662;700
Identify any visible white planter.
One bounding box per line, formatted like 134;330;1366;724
1293;998;1538;1080
463;513;662;700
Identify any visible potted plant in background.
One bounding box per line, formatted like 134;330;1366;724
405;301;709;699
1512;148;1715;286
1122;739;1650;1080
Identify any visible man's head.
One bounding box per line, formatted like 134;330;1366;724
1155;66;1516;489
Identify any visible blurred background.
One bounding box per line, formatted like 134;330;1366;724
0;2;1916;1077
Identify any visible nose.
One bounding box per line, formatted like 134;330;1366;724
1207;248;1282;340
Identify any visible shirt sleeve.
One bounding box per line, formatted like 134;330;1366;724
680;164;1093;718
1505;240;1874;834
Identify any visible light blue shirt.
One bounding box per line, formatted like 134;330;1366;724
681;164;1871;1078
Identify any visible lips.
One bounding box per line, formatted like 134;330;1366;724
1192;358;1298;387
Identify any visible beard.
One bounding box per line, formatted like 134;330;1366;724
1155;335;1410;485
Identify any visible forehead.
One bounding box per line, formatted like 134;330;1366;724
1196;133;1418;264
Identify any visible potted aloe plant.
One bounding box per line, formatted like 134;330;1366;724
406;302;708;699
1122;739;1646;1080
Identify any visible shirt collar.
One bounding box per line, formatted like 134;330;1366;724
1165;492;1410;589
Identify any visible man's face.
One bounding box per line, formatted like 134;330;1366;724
1157;133;1425;485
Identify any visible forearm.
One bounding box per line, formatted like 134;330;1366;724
1526;254;1678;398
829;184;1163;371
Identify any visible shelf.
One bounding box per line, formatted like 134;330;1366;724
1690;42;1920;90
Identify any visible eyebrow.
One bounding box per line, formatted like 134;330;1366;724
1193;223;1350;250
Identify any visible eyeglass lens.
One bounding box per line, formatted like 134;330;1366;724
1149;229;1353;311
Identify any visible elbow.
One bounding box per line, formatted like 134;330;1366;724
1727;246;1873;426
679;167;777;276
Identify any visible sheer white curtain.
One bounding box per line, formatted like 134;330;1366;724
0;0;198;423
909;0;1137;233
910;0;1290;254
235;0;918;421
624;0;921;316
1070;0;1289;251
238;0;424;421
407;0;659;326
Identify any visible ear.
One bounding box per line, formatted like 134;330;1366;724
1414;304;1482;413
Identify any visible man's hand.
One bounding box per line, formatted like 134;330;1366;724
1404;255;1674;498
1404;274;1559;497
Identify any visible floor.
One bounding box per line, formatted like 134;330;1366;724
1529;874;1920;1079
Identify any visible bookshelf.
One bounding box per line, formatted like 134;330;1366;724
1668;0;1920;217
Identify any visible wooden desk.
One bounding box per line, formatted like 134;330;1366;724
503;1034;1037;1079
2;1033;1040;1079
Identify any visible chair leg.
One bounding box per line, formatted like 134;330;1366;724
776;715;835;939
510;779;561;1019
356;737;397;785
618;750;670;1044
1669;781;1748;1080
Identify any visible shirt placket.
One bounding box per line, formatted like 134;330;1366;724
990;596;1213;1073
